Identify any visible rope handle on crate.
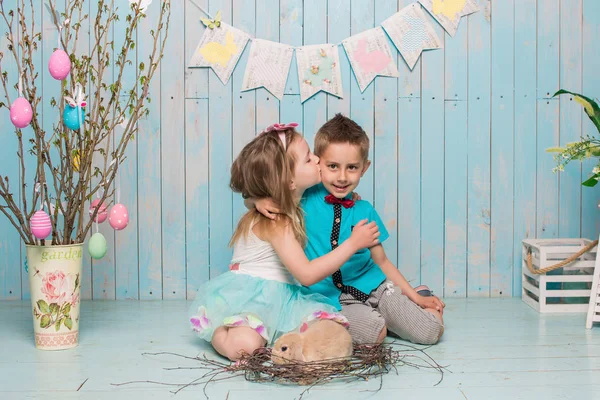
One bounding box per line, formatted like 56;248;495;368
526;239;599;275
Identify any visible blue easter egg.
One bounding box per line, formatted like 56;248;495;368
63;106;85;130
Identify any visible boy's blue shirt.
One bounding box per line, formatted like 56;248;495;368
301;183;389;309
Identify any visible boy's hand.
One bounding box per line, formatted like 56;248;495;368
348;219;380;250
415;294;445;315
255;197;280;220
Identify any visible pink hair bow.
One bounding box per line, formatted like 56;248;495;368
265;122;298;151
266;122;298;132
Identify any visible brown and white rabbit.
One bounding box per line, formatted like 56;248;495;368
271;319;353;364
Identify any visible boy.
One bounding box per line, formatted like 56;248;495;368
251;114;445;345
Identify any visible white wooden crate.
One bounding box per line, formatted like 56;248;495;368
587;243;600;328
522;238;597;313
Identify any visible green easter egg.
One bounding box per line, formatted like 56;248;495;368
88;232;107;259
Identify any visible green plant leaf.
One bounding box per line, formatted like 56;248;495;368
55;318;63;331
582;175;599;187
40;315;51;329
546;147;565;153
64;317;73;330
49;303;60;317
553;90;600;133
37;300;50;314
61;303;71;315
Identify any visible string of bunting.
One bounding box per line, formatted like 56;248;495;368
187;0;479;102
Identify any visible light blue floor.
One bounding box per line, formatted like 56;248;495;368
1;298;598;399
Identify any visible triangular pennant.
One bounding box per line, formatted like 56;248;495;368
342;27;399;93
418;0;479;37
296;44;343;103
382;3;442;70
188;22;250;84
241;39;294;100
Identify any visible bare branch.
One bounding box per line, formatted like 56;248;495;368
0;0;171;245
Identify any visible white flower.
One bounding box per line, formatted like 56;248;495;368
593;167;600;174
385;281;395;296
129;0;152;14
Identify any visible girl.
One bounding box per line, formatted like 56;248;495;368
189;123;380;361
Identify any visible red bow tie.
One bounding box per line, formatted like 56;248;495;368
325;194;355;208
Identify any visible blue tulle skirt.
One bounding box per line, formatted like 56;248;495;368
189;272;339;344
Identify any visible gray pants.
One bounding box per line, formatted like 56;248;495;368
340;281;444;345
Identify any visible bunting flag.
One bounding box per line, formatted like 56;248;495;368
382;3;442;70
418;0;480;37
188;22;250;84
187;2;480;101
342;27;399;93
242;39;294;100
296;44;343;103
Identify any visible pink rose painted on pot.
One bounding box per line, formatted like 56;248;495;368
41;271;76;304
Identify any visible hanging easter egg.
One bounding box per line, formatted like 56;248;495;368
108;203;129;230
72;154;80;172
88;232;107;259
30;210;52;239
63;85;86;130
48;49;71;80
63;105;85;130
10;97;33;128
89;199;108;223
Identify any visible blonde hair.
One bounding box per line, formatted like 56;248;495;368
314;113;369;161
229;128;307;246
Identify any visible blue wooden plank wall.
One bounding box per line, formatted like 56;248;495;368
1;0;600;300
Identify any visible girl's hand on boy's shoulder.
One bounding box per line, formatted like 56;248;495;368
255;197;281;220
351;192;361;202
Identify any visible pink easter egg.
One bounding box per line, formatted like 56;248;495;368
89;199;108;223
48;49;71;80
10;97;33;128
30;210;52;239
108;203;129;230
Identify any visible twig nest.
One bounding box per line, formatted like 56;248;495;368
89;199;108;223
10;97;33;128
88;232;107;259
31;210;52;239
109;204;129;230
48;49;71;80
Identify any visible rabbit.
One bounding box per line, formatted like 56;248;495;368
199;31;238;67
353;39;392;74
432;0;467;20
271;319;353;364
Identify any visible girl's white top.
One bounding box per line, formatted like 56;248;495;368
230;223;298;285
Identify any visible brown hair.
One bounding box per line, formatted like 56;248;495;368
314;113;370;161
229;128;306;246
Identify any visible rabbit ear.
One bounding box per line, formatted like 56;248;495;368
64;96;76;107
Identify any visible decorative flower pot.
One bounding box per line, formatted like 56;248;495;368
26;243;83;350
